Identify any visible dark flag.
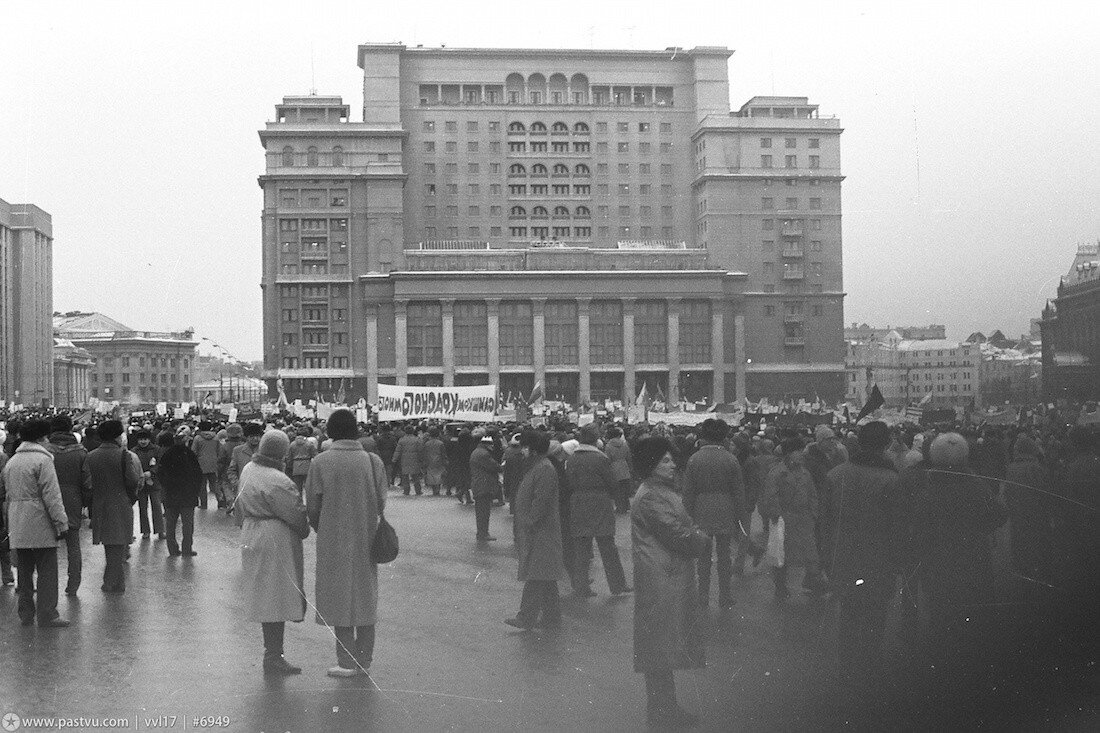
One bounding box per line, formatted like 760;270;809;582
856;384;885;423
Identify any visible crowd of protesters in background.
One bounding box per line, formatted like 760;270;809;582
2;400;1098;726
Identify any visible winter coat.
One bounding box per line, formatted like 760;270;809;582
502;445;526;498
565;444;618;537
469;444;501;498
1;442;68;549
85;442;142;546
1060;452;1100;591
219;436;245;475
681;444;746;535
742;452;779;511
376;431;397;466
359;434;378;455
514;456;566;582
191;430;221;474
131;443;161;494
236;454;310;622
1003;456;1055;580
392;433;423;475
825;454;906;591
631;478;709;672
913;465;1006;615
422;437;446;484
285;436;317;478
157;445;204;509
761;455;820;567
226;442;255;491
47;432;92;528
604;436;633;483
306;440;388;627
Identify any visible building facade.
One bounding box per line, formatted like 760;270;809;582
846;333;981;409
1;198;54;407
53;312;197;405
53;338;93;408
845;323;946;342
1041;242;1100;402
260;45;846;405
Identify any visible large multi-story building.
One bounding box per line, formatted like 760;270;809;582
846;332;981;409
845;323;946;342
53;312;197;405
1;198;54;407
259;44;846;405
53;338;93;408
1041;242;1100;402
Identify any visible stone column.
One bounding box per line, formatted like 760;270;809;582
366;302;379;403
441;299;455;387
532;298;546;391
734;312;746;400
577;298;591;404
486;298;500;389
394;299;408;386
667;298;681;405
711;299;725;404
622;298;636;403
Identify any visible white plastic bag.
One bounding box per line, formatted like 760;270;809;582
749;507;766;549
765;517;785;568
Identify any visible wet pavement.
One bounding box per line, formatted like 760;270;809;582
2;489;1098;732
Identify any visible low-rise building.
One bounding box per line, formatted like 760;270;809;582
53;311;198;405
52;338;93;408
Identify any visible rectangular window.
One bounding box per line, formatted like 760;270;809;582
809;155;820;169
761;155;773;168
679;300;712;363
445;141;457;153
809;138;820;149
445;121;457;132
785;138;797;148
785;197;798;209
590;300;623;364
424;142;435;152
618;142;629;153
454;301;488;366
499;301;533;365
762;197;774;210
617;122;629;133
634;300;668;364
785;155;797;168
544;301;578;365
618;163;630;174
660;163;672;175
660;122;672;133
468;183;480;195
596;142;608;153
761;137;772;148
639;142;651;154
423;121;435;132
809;197;821;210
467;121;478;132
407;302;443;367
488;121;500;132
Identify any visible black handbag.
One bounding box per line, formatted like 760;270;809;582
369;454;398;563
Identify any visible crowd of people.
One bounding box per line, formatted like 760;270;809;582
2;404;1098;727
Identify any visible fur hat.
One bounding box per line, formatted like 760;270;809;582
560;438;580;455
98;420;125;441
258;429;290;461
857;421;891;453
698;418;730;444
326;408;358;440
198;421;214;432
226;424;244;439
930;432;969;468
242;422;265;438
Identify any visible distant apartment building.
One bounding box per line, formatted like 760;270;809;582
53;312;197;404
846;331;980;409
845;323;946;342
1041;242;1100;401
0;198;54;407
260;44;846;405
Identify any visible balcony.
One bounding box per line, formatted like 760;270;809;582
782;244;804;258
781;221;803;237
406;240;490;250
784;313;804;323
782;268;805;280
784;337;806;347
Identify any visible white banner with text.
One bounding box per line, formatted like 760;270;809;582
376;384;498;422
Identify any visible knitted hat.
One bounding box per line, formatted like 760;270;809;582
930;432;969;468
258;429;290;461
98;420;125;441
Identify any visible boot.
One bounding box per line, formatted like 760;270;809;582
263;655;302;675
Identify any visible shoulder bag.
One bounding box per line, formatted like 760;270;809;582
369;453;398;563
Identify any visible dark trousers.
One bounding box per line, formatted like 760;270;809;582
474;493;492;538
698;533;733;603
517;580;560;625
200;473;218;508
837;577;894;691
138;489;164;535
615;479;633;513
262;621;285;660
63;527;81;593
163;505;195;554
334;625;375;670
16;547;60;623
573;535;628;593
1;529;15;582
400;472;422;495
103;544;127;591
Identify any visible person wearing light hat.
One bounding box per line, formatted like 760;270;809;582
235;428;310;676
914;431;1007;677
227;423;265;506
85;420;142;593
469;434;502;542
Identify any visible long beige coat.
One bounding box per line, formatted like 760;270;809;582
631;479;709;672
306;440;388;627
236;455;310;622
514;457;565;582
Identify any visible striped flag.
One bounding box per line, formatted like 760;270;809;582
904;405;924;423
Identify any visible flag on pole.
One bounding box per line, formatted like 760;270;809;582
855;384;885;423
527;380;544;404
918;390;934;406
904;404;924;423
635;381;648;406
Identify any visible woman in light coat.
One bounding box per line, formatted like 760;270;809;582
235;429;310;675
306;409;388;677
631;435;710;728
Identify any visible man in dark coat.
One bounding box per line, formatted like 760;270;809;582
469;435;502;542
825;421;906;695
86;420;141;593
46;414;92;595
132;429;164;539
226;423;264;505
565;424;631;597
156;432;203;557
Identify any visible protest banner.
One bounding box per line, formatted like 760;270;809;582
376;384;498;422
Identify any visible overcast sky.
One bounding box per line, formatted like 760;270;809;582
3;0;1097;361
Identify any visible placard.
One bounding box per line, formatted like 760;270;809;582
376;383;497;422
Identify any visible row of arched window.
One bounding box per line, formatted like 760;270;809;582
509;206;590;219
508;121;589;134
508;163;589;177
280;146;345;167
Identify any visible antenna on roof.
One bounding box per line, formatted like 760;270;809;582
310;43;317;96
